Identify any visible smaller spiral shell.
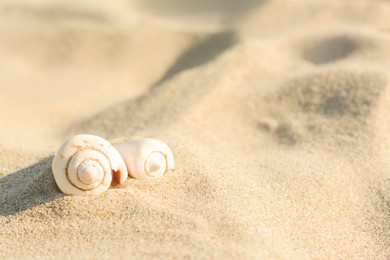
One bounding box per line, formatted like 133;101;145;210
52;134;128;196
113;138;174;181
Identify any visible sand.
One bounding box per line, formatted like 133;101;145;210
1;0;390;258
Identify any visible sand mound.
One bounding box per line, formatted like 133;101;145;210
256;69;387;147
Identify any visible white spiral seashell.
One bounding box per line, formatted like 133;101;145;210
113;138;174;180
52;134;128;196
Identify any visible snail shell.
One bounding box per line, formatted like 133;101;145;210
52;134;128;196
113;138;174;180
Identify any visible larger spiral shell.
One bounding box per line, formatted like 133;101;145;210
52;134;128;196
113;138;174;181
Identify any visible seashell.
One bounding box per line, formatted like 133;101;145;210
52;134;128;196
113;138;174;181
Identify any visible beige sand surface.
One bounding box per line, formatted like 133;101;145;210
1;0;390;258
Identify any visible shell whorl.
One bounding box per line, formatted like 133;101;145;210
113;138;174;181
52;134;128;196
144;151;167;178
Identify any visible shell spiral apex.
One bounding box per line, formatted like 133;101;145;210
113;138;174;181
52;134;128;196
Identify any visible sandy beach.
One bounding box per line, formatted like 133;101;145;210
1;0;389;258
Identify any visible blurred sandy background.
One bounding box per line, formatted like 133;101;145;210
0;0;389;258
